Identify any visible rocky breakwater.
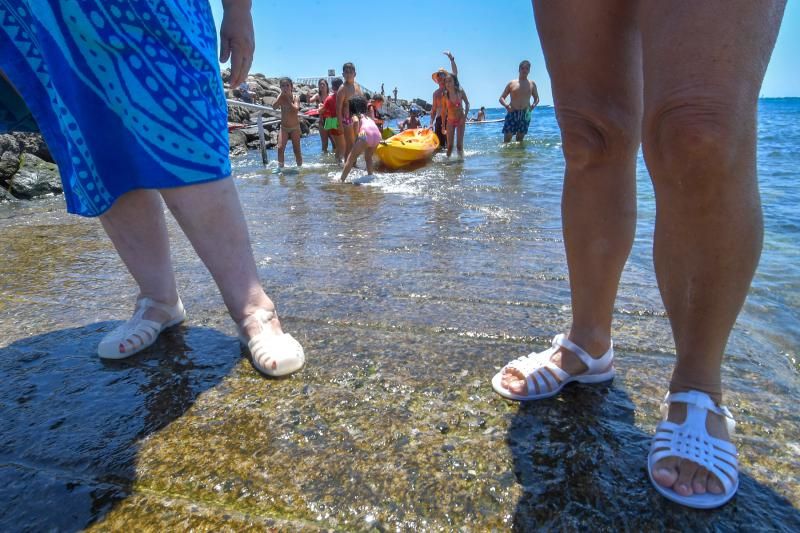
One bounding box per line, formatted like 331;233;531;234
0;132;60;205
0;72;433;204
225;71;432;156
224;71;321;157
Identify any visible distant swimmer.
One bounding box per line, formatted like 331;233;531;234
399;106;422;131
476;106;486;122
499;60;540;143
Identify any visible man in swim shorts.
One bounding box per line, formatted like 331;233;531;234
499;60;540;142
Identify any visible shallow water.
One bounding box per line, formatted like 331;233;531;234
0;101;798;530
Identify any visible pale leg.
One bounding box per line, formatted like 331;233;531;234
159;178;278;332
99;189;179;323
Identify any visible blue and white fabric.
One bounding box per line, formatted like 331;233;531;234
0;0;230;216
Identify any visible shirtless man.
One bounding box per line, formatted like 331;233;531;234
429;50;458;149
272;77;302;167
336;62;363;160
499;60;540;143
399;106;422;131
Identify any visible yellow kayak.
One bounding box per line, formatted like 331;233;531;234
376;128;440;169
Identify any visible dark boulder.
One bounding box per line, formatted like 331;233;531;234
8;154;62;199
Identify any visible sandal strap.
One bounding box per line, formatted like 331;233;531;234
525;364;569;395
239;308;277;333
662;390;735;434
135;297;183;318
553;333;613;373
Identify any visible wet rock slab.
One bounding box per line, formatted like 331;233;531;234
1;187;799;531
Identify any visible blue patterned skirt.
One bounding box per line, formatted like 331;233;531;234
0;0;230;216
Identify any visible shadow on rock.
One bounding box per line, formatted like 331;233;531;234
0;322;240;532
508;384;800;531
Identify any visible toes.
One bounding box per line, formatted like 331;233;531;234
500;369;528;395
707;473;725;495
674;458;700;497
652;457;679;489
692;467;710;495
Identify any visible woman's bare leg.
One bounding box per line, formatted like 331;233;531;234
159;178;280;337
290;129;303;167
277;127;288;167
99;189;179;323
446;122;455;157
501;0;641;393
320;127;329;153
640;0;786;497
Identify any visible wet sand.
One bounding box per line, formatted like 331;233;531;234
1;150;799;530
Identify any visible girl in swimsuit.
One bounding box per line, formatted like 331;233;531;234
442;74;470;157
311;78;331;153
340;95;382;183
272;77;302;168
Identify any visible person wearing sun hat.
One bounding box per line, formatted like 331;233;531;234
429;51;458;148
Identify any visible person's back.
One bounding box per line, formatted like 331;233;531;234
358;114;382;147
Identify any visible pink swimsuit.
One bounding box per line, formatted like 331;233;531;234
358;115;382;148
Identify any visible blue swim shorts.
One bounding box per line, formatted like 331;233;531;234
502;109;531;135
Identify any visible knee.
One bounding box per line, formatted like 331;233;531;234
643;99;747;189
557;107;639;170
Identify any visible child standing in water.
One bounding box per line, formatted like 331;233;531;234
367;94;385;130
336;62;363;161
442;74;470;158
272;77;302;168
321;77;344;164
310;78;331;153
339;95;381;183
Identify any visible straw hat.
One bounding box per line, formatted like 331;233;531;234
431;68;452;83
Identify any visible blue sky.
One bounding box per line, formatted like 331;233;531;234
211;1;799;108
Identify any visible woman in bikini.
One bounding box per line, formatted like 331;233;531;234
442;74;470;158
310;78;331;153
272;77;302;168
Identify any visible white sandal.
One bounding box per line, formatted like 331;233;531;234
648;390;739;509
491;334;614;401
98;297;186;359
239;309;305;377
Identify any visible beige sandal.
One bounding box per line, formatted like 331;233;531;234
239;309;305;377
98;297;186;359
